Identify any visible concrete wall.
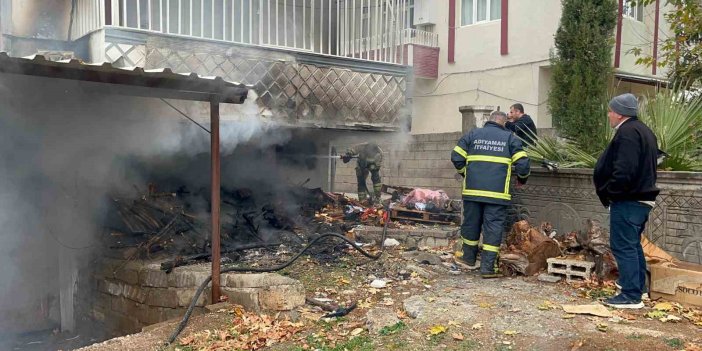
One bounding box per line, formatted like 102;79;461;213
410;0;671;135
10;0;71;40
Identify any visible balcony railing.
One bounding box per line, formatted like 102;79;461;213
70;0;107;40
77;0;413;65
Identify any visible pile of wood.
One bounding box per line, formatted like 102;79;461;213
501;220;562;276
105;183;388;266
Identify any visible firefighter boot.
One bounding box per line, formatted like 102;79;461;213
454;243;479;270
480;250;502;279
372;184;383;204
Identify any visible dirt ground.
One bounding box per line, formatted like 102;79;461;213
75;245;702;351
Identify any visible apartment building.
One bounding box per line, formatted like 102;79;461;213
408;0;671;134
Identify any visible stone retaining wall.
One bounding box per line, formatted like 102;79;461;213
93;259;304;335
513;168;702;264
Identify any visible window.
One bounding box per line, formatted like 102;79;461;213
623;2;644;22
461;0;500;26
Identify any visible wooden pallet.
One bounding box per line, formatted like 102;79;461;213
389;208;459;225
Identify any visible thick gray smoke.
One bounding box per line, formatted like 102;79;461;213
0;73;300;341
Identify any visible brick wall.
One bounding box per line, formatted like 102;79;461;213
332;132;464;198
513;168;702;264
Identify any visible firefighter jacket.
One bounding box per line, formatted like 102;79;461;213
451;121;531;205
346;143;383;171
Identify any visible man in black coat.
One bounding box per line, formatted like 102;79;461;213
506;103;537;145
593;93;659;309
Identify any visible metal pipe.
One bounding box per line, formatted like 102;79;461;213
210;99;221;304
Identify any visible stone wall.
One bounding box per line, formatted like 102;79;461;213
332;132;464;199
513;168;702;264
93;259;304;336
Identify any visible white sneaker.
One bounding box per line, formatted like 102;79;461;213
615;282;649;300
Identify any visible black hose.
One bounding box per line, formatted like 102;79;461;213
165;213;389;345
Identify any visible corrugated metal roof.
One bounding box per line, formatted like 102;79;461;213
0;52;250;104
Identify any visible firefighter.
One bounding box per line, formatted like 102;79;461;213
342;142;383;204
451;111;530;278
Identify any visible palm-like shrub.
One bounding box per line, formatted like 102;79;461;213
524;88;702;171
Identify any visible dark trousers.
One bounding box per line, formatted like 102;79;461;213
461;200;506;247
610;201;652;300
355;166;381;194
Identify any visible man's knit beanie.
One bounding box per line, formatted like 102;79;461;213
609;93;638;117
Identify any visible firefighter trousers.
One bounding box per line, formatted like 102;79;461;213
356;166;382;200
460;200;507;274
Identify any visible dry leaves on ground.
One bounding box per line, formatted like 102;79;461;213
178;305;303;350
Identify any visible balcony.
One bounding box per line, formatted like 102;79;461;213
48;0;441;129
69;0;440;64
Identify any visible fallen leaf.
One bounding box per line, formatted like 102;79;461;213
562;314;576;319
571;340;584;351
660;314;682;323
538;300;559;310
428;325;447;335
645;310;667;319
471;323;484;330
478;302;494;309
596;323;608;332
504;330;518;336
654;302;674;312
350;327;364;336
452;333;464;341
448;320;461;327
616;311;637;321
428;297;436;302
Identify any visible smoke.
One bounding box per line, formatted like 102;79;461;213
0;73;303;342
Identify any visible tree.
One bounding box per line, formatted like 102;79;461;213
631;0;702;89
548;0;618;153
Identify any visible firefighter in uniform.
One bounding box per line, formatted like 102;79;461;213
342;142;383;204
451;111;530;278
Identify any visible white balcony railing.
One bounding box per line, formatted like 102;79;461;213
70;0;107;40
77;0;413;65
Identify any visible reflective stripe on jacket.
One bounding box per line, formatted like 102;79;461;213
451;121;530;205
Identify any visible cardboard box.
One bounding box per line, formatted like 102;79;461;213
649;261;702;307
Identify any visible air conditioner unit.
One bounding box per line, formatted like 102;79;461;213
413;0;437;26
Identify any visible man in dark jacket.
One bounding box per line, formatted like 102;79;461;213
451;111;530;278
506;103;537;145
593;93;659;309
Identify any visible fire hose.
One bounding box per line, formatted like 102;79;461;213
165;208;390;345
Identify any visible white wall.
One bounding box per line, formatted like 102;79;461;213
410;0;673;135
411;0;560;134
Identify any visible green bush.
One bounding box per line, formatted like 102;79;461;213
549;0;618;154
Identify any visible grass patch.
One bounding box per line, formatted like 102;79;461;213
664;338;684;348
379;321;407;336
290;335;373;351
451;339;480;350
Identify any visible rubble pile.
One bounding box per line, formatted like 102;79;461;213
104;183;460;269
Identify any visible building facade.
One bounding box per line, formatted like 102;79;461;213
408;0;671;134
